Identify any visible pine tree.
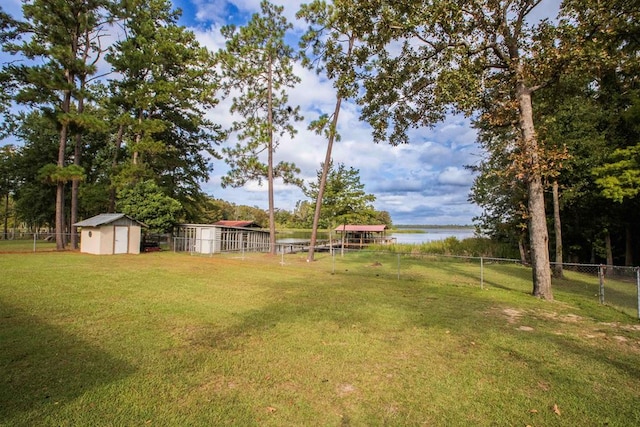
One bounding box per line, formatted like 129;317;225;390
216;0;303;255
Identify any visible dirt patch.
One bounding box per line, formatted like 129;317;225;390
560;313;583;323
502;308;523;324
336;383;357;397
538;311;584;323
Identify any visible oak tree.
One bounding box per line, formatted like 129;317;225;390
343;0;558;299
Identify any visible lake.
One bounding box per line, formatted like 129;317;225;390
277;228;475;245
391;228;476;244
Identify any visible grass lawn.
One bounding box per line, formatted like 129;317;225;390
0;238;57;253
1;251;639;426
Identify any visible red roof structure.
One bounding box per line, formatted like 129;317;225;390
334;224;387;232
333;224;392;247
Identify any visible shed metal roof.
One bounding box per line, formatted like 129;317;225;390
73;213;147;227
177;223;269;233
213;220;262;228
334;224;387;232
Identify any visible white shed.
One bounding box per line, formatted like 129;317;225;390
74;213;146;255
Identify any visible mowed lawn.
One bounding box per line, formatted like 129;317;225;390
1;251;639;426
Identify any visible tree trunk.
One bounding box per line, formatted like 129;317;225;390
552;180;563;278
625;224;633;266
132;110;143;167
605;229;613;267
70;164;79;248
267;55;276;255
55;87;72;251
518;234;528;264
307;36;355;262
3;192;8;240
109;124;125;213
70;93;85;250
307;97;343;262
517;82;552;300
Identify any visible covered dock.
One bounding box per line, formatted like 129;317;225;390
334;224;395;248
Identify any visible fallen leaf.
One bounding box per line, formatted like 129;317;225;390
553;403;561;415
266;406;277;413
529;409;538;413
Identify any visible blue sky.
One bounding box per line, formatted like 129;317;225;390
172;0;560;225
176;0;484;225
1;0;559;225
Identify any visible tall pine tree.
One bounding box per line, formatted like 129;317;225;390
216;0;303;255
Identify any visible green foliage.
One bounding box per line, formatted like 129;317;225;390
78;181;111;216
376;237;519;259
116;180;181;233
216;0;303;190
0;145;16;195
336;0;561;297
37;164;85;184
106;0;220;213
304;161;376;228
594;144;640;202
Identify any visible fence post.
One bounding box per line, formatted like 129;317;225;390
397;253;400;280
598;265;605;304
480;257;484;289
33;233;36;252
332;249;336;274
636;267;640;320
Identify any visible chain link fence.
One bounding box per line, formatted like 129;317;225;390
0;232;175;253
208;246;640;319
0;232;71;252
171;236;317;258
3;234;638;319
322;250;640;319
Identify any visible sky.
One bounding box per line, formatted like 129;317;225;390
179;0;484;225
0;0;560;225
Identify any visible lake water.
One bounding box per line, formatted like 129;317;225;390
277;228;475;245
391;228;476;244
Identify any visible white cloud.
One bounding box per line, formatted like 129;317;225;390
438;166;474;186
3;0;518;225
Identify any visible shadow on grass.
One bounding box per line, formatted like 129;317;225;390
194;268;500;352
0;301;135;424
554;272;638;317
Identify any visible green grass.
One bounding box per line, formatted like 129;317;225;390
0;238;57;252
1;251;639;426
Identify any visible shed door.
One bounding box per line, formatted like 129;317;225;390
200;228;214;254
114;226;129;254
